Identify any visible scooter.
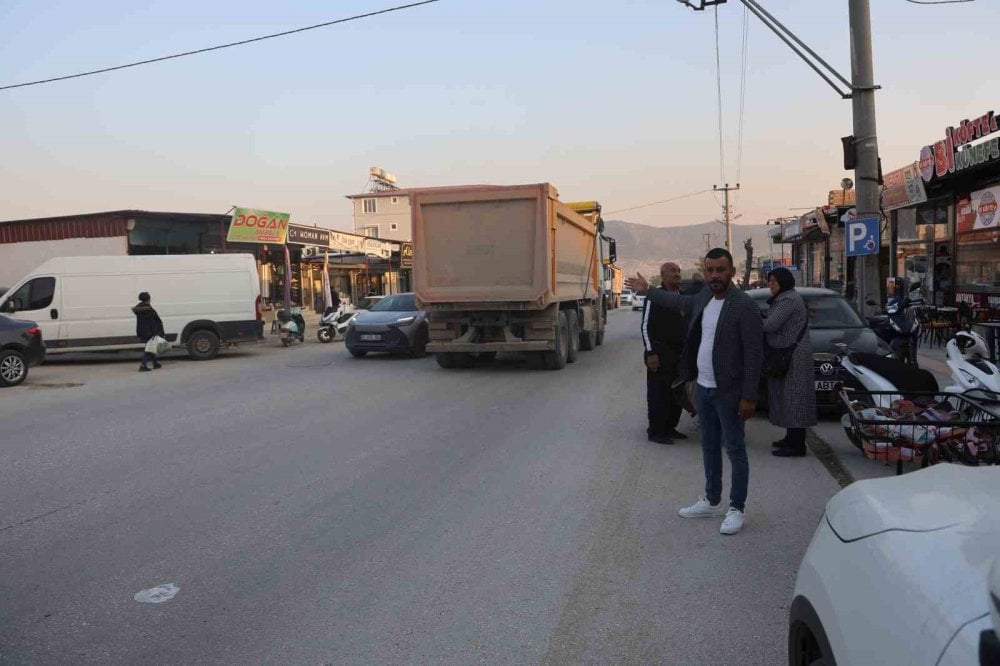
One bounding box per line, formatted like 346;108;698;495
277;308;306;347
943;330;1000;399
317;303;356;343
867;288;923;367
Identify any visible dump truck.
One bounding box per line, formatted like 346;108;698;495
411;183;617;370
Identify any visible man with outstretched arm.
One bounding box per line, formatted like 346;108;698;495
642;262;688;445
626;248;763;535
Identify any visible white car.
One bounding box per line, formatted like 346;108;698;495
621;290;634;307
631;293;646;311
790;464;1000;665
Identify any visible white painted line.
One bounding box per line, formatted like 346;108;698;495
134;583;179;604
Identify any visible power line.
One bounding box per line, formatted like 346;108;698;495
605;189;713;215
713;4;726;185
0;0;441;91
735;2;749;185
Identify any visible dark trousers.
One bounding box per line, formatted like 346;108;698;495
784;427;807;450
647;371;683;437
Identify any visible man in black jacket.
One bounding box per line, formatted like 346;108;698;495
642;262;687;445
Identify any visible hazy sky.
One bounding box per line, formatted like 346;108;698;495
1;0;996;230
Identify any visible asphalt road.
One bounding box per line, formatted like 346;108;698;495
0;311;840;664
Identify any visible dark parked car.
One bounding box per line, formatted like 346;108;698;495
344;293;429;358
0;313;46;387
746;287;890;410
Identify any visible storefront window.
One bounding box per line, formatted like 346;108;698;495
955;236;1000;292
128;219;222;255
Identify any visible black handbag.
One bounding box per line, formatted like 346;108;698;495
762;322;808;379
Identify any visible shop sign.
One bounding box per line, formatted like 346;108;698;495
797;208;830;236
286;224;330;247
781;219;802;241
227;207;290;244
329;231;366;254
920;110;1000;182
364;238;392;259
881;162;928;211
967;184;1000;231
400;242;414;268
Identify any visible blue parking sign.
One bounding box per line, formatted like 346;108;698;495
846;216;880;257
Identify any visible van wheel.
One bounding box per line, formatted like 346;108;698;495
0;349;28;387
186;330;220;360
565;310;580;363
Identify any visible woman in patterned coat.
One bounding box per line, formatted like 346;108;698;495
763;268;816;457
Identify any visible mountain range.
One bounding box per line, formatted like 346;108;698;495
604;219;779;280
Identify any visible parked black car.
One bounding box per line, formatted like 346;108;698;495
746;287;891;410
344;293;429;358
0;313;46;387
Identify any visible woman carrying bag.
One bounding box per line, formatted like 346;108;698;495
762;268;816;457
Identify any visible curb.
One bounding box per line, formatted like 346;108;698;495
806;428;854;488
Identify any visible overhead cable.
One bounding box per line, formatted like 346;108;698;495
0;0;441;91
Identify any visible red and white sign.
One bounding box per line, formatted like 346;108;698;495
970;185;1000;230
920;110;1000;182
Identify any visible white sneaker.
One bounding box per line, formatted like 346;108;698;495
678;497;726;519
720;507;747;535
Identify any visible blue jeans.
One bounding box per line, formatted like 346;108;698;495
695;384;749;512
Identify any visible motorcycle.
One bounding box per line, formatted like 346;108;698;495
866;288;923;367
943;330;1000;400
276;308;305;347
317;303;356;343
837;330;1000;447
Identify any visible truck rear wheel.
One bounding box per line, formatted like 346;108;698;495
596;329;605;346
580;312;598;351
566;310;580;363
542;311;569;370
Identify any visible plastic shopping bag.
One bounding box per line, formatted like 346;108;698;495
145;336;170;355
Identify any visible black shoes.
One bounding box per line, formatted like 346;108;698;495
667;429;688;440
772;439;787;448
773;446;807;457
139;366;151;372
153;362;163;369
648;434;675;445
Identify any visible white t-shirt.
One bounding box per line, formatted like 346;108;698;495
697;297;725;388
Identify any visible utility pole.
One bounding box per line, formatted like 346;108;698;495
714;183;740;251
849;0;881;317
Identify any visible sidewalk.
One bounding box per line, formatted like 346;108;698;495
808;343;953;484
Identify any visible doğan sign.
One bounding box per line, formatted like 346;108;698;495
227;207;290;244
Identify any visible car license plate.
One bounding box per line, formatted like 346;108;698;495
360;334;381;341
815;380;838;391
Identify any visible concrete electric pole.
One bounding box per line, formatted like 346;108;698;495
848;0;881;316
714;183;740;251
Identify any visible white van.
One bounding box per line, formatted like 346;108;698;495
0;254;264;360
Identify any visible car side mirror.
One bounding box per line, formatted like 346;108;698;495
608;238;617;264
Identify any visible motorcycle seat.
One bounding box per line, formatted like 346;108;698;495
848;352;939;394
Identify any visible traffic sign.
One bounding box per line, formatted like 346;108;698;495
846;216;880;257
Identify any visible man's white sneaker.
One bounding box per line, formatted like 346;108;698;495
720;507;747;535
678;497;726;519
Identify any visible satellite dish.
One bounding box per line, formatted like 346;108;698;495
841;178;854;190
